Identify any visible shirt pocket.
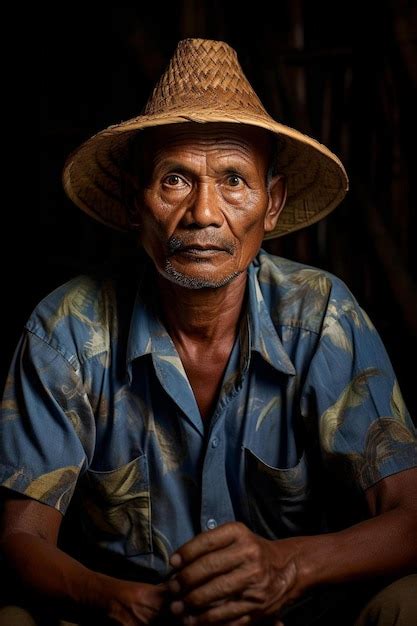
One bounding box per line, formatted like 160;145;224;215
81;454;152;557
244;447;319;539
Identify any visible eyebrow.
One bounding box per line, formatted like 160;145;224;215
155;161;192;175
153;159;253;178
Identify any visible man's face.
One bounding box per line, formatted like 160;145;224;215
134;123;285;289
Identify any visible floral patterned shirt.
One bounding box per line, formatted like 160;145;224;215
1;249;416;582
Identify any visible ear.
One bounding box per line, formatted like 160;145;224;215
264;174;287;233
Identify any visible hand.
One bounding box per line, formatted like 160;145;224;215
168;522;304;625
98;576;170;626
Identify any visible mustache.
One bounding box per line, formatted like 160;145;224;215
167;235;235;256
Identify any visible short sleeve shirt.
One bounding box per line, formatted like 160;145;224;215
1;250;416;581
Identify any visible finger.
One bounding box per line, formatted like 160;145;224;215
182;616;251;626
181;599;256;625
170;545;245;595
215;616;251;626
171;522;246;569
180;567;252;609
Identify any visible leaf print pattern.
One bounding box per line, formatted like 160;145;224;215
82;456;151;556
322;380;417;490
157;355;188;380
26;466;81;512
390;379;409;425
320;368;381;452
321;316;352;353
0;374;19;421
94;387;187;475
286;268;331;297
256;396;281;431
2;249;417;580
45;277;117;360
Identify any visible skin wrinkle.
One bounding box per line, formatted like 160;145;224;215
2;32;417;625
2;120;417;626
129;123;286;421
133;123;284;291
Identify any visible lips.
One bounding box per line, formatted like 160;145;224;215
167;236;234;256
181;244;225;252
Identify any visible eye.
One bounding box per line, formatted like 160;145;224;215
164;174;183;186
226;174;243;187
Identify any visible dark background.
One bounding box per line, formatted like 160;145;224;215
4;1;417;418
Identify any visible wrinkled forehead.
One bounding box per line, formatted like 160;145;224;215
130;122;276;173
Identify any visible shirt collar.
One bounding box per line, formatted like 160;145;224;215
246;261;296;376
126;258;296;377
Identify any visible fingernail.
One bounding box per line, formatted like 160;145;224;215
169;578;181;594
171;600;185;615
170;553;182;568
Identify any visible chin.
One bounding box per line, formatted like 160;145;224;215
163;260;241;289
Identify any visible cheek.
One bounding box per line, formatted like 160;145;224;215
141;191;178;236
232;191;268;237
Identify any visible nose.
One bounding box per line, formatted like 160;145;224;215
182;181;224;228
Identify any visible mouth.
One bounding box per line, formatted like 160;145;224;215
175;246;229;261
168;237;234;255
181;244;226;253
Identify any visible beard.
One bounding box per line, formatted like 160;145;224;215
163;234;240;289
163;259;241;289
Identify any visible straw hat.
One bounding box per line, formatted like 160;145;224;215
62;38;348;239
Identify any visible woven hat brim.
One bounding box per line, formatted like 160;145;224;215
62;109;348;238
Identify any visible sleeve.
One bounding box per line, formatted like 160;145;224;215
0;330;96;514
301;289;417;492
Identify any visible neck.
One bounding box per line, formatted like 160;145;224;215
156;271;248;344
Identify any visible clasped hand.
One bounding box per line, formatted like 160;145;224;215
168;521;301;625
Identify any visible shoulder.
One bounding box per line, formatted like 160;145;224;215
254;249;363;334
24;272;135;367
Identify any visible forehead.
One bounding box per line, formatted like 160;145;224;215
136;122;273;167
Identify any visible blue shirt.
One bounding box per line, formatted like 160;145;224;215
1;250;416;582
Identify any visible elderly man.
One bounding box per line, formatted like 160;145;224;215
0;39;416;626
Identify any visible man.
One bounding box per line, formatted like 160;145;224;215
0;38;416;626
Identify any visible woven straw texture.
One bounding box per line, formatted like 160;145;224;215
63;38;348;238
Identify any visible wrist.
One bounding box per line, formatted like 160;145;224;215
270;534;333;596
90;572;119;613
292;535;334;590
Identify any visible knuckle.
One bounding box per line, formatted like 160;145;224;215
245;542;261;561
219;574;234;595
235;521;250;537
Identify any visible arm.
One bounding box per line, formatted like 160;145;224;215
0;493;169;625
167;467;417;625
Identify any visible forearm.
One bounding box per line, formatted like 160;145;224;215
1;531;113;619
291;506;417;590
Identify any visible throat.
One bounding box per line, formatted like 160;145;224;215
175;340;235;422
155;270;248;421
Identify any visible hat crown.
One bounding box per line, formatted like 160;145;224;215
143;38;267;117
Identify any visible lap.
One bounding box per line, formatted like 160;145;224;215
281;574;417;626
1;576;415;626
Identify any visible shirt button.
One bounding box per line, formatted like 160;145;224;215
211;437;219;448
206;518;217;530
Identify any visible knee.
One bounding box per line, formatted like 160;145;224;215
355;575;417;626
0;605;37;626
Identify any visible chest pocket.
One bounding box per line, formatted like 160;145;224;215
244;448;320;539
80;454;152;557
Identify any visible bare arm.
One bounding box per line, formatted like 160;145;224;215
0;493;169;625
167;468;417;625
